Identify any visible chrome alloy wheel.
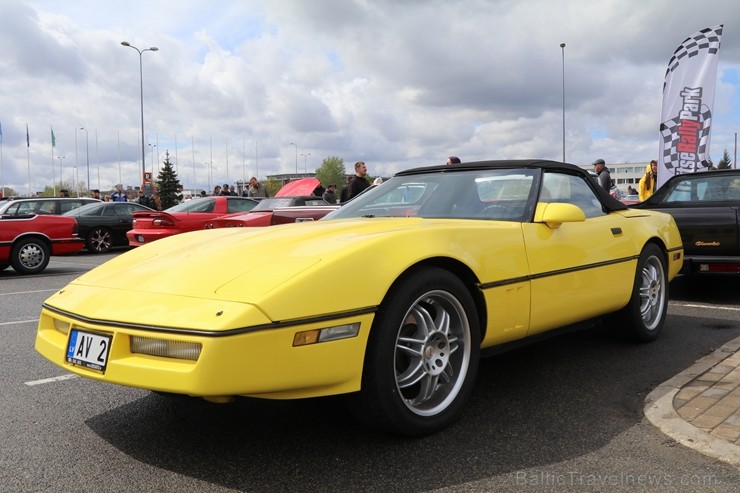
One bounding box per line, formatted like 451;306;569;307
394;290;472;417
638;254;666;332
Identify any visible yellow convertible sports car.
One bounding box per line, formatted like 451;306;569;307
35;160;683;436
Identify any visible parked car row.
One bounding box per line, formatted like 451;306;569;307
5;170;738;278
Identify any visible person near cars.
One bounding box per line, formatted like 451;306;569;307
592;159;612;192
90;189;101;200
110;184;128;202
136;190;150;208
638;160;658;202
248;177;270;198
212;185;222;196
322;184;337;204
347;161;370;200
149;188;162;211
220;183;231;196
447;156;461;165
59;189;70;197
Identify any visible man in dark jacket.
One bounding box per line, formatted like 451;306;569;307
347;161;370;200
592;158;612;192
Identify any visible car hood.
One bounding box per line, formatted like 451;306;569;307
44;218;524;331
276;177;320;197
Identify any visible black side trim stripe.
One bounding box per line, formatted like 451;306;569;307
42;303;377;338
479;255;638;290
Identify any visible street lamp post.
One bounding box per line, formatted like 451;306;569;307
290;142;298;174
121;40;159;192
56;156;65;195
560;42;566;163
149;143;157;172
80;127;89;193
300;153;311;173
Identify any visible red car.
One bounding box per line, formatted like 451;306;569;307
206;178;337;228
126;196;260;247
0;213;85;274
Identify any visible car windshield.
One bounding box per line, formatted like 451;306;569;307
166;198;216;213
324;168;539;221
251;198;297;211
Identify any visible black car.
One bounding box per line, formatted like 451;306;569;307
635;169;740;275
63;202;154;253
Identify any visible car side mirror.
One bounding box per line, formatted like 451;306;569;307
534;202;586;229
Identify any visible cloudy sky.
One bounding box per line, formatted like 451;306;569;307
1;0;739;194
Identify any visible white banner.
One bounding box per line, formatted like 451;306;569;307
657;25;723;188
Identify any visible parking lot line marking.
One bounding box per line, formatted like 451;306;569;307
25;374;78;386
0;289;58;297
0;319;39;326
671;301;740;312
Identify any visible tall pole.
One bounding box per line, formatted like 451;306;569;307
121;41;158;193
300;153;311;173
80;127;89;193
560;42;566;163
290;142;298;174
95;128;100;189
56;156;65;195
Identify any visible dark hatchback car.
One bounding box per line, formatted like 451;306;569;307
634;169;740;275
63;202;154;253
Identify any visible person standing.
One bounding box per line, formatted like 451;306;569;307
638;160;658;202
248;177;270;198
322;184;337;204
90;189;101;200
136;190;150;208
592;159;612;193
347;161;370;200
447;156;461;165
110;184;128;202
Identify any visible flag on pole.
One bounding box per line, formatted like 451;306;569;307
51;127;56;147
658;25;723;188
26;124;30;147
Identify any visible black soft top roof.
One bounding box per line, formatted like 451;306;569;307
396;159;628;212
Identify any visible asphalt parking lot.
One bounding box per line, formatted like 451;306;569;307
1;251;739;492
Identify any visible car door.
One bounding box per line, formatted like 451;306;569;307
648;174;739;259
110;203;140;245
521;171;637;335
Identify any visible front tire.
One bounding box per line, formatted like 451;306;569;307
354;267;480;436
10;238;50;274
87;227;112;253
605;243;668;342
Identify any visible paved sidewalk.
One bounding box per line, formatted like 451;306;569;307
645;335;740;467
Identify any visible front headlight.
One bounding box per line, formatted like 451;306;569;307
130;336;202;361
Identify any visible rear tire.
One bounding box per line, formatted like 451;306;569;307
10;237;50;275
87;227;112;253
604;243;667;342
352;267;480;436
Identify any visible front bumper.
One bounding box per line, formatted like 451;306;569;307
35;307;373;399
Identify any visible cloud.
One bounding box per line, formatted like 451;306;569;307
1;0;739;195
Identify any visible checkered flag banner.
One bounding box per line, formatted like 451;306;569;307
660;107;713;173
658;25;723;188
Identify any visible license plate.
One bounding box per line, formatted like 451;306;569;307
66;329;112;372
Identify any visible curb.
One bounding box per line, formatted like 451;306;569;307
644;335;740;467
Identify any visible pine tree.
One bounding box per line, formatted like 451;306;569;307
717;149;733;170
155;151;183;210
